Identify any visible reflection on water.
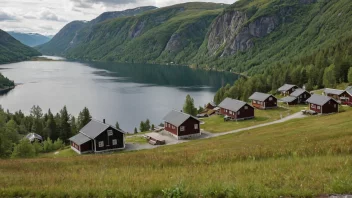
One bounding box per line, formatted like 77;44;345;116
0;60;238;131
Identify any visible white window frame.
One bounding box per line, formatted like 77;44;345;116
107;130;113;136
237;111;240;115
334;104;337;108
317;106;321;110
269;97;273;101
194;124;198;129
244;106;248;110
98;141;104;147
180;126;185;131
112;139;117;145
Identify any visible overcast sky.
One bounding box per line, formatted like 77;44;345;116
0;0;235;36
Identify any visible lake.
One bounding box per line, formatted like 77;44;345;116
0;60;238;132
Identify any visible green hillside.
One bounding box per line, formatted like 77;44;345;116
0;29;41;64
64;3;227;63
1;109;352;197
35;6;157;56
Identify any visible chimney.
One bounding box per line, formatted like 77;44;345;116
103;119;105;124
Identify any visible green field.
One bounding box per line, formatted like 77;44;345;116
201;106;306;133
126;135;148;144
0;107;352;197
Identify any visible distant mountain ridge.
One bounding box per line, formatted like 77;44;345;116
7;32;51;47
0;29;41;64
36;6;157;55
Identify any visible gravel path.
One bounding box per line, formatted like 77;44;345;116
125;112;307;151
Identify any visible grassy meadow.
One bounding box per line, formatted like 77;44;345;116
201;106;307;133
1;108;352;197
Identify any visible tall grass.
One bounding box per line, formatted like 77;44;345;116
1;110;352;197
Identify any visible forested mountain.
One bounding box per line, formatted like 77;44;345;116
0;29;41;64
37;0;352;99
36;6;157;55
7;32;51;47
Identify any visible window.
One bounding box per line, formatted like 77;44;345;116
334;104;337;108
269;97;273;101
194;124;198;129
98;141;104;147
112;139;117;145
317;106;321;110
244;106;248;110
237;111;240;115
253;101;257;104
180;126;185;131
107;130;113;136
304;94;306;98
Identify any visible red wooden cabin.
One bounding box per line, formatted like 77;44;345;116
306;94;338;114
249;92;278;109
277;84;299;96
163;110;201;140
218;98;254;121
324;88;352;105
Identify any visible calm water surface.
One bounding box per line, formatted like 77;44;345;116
0;60;238;131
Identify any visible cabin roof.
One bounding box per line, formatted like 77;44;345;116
25;133;43;141
278;84;297;92
163;110;200;127
79;119;125;139
290;88;308;97
346;86;352;95
249;92;273;102
306;94;336;106
280;96;297;103
324;88;346;96
218;98;248;112
69;133;91;145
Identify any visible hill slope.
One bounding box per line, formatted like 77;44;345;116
1;109;352;197
36;6;157;55
7;32;51;47
0;29;41;64
63;2;226;63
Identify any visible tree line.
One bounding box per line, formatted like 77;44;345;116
0;105;93;158
214;43;352;104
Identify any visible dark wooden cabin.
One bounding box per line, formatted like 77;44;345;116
163;110;201;140
69;119;125;154
306;94;338;114
249;92;278;109
278;84;299;96
281;88;311;105
324;88;352;105
218;98;254;121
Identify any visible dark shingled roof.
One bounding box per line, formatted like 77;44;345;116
280;96;297;103
218;98;248;112
69;119;125;145
324;88;345;96
278;84;298;92
249;92;273;102
69;133;91;145
163;110;200;127
290;88;308;97
79;119;125;139
306;94;336;106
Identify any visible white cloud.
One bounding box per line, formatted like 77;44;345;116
0;9;18;21
0;0;236;35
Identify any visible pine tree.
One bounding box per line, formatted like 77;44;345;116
134;127;138;134
348;67;352;84
77;107;91;129
183;95;197;116
45;109;58;140
59;106;71;144
145;119;151;131
140;121;146;132
70;116;78;136
115;121;120;130
323;64;337;88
